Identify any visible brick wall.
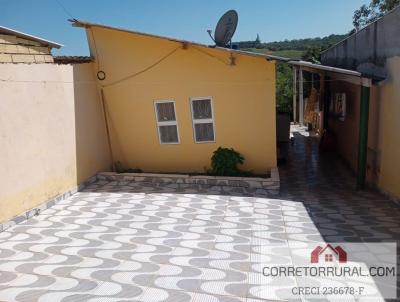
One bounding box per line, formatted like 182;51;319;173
0;34;54;63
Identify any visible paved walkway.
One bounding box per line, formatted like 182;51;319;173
279;126;400;245
0;126;399;302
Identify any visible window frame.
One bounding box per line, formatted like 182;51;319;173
154;100;180;145
190;97;216;144
335;92;346;121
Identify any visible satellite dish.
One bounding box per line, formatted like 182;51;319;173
213;10;238;47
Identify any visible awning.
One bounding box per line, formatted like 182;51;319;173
287;60;385;86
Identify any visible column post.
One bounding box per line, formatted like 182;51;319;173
299;67;304;125
356;81;371;190
293;66;297;122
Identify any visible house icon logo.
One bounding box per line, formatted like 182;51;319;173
311;244;347;263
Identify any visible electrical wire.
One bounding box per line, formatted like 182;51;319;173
192;46;230;66
100;88;116;171
55;0;76;20
89;28;101;71
101;44;236;88
103;46;181;88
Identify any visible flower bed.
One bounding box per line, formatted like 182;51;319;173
97;167;280;195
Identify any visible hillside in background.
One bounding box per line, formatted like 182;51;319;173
234;33;349;112
260;34;347;51
234;34;348;59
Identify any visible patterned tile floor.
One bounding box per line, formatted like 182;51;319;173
0;125;399;302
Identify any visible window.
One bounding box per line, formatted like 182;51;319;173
335;93;346;121
325;254;333;262
190;97;215;143
154;101;179;144
330;93;346;121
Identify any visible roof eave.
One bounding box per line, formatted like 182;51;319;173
289;60;362;77
70;19;290;62
289;60;384;85
0;26;63;49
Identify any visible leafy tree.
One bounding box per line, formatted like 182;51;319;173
254;33;262;48
234;34;347;52
276;63;293;113
259;35;346;52
302;46;322;64
234;35;353;115
353;0;400;30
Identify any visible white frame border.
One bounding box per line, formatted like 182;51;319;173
154;100;180;145
190;96;216;144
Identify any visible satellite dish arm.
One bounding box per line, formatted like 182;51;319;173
207;30;216;44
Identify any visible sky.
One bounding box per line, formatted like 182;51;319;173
0;0;369;56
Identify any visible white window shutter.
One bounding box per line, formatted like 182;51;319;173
156;102;176;122
154;101;179;144
191;98;215;143
192;99;212;119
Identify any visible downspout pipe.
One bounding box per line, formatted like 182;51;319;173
100;88;116;172
356;80;371;190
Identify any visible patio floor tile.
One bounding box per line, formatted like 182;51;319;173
1;126;399;301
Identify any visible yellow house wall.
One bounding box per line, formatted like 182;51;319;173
378;56;400;198
0;63;111;223
88;27;276;173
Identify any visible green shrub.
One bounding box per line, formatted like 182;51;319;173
211;147;244;176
